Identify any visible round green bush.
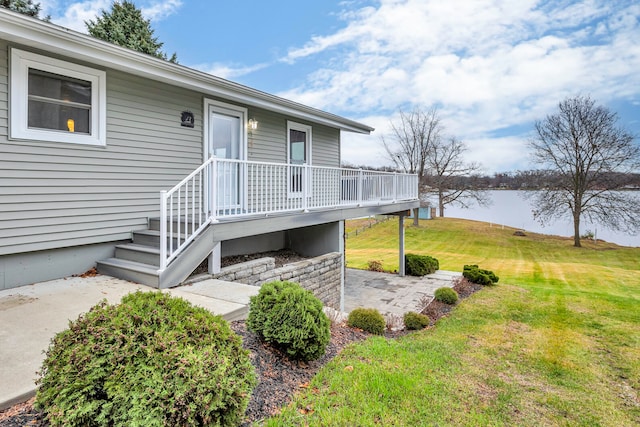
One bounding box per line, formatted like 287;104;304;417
403;311;430;330
434;287;459;305
347;307;386;335
247;281;330;361
35;291;256;427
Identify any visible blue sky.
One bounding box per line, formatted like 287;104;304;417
40;0;640;173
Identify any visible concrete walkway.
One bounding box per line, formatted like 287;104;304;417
0;275;259;410
0;268;460;411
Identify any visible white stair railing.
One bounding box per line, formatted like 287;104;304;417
159;158;214;271
159;158;418;272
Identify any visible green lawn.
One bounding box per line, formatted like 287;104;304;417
263;218;640;426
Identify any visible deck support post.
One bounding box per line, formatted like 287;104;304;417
339;220;345;312
398;213;406;277
208;241;221;274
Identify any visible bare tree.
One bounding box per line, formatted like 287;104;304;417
529;95;640;247
424;137;488;217
383;108;442;225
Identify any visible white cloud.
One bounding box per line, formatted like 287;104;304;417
341;112;533;174
277;0;640;172
464;136;533;173
141;0;182;22
43;0;182;33
195;62;271;80
44;0;110;32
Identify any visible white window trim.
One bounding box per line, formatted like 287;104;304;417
287;120;312;198
10;48;107;146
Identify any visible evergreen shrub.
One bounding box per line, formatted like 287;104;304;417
405;253;439;276
247;281;330;361
434;287;459;305
347;308;386;335
463;265;499;285
403;311;430;330
35;291;255;427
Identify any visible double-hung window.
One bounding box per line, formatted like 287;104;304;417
10;49;106;146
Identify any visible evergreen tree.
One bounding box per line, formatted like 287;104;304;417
86;1;177;62
0;0;48;20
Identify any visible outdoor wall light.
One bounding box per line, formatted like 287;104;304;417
248;118;258;130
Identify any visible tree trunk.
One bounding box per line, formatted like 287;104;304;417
413;207;419;226
439;191;445;217
573;211;581;247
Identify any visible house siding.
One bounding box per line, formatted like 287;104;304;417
0;41;343;259
245;106;340;167
312;124;340;167
0;42;204;256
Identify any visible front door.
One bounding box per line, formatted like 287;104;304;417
205;100;247;214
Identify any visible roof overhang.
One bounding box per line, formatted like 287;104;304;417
0;8;374;134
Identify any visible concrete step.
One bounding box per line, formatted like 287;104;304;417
166;279;259;320
114;243;160;267
101;223;214;290
96;258;159;288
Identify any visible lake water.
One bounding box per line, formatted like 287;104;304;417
429;190;639;248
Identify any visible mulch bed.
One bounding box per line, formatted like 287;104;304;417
422;277;483;325
0;277;483;426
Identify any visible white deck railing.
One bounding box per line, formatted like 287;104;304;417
159;158;418;271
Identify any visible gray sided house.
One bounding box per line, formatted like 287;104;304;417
0;9;419;306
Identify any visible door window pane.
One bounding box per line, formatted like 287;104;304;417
289;129;306;164
289;128;308;193
211;111;242;208
212;113;240;159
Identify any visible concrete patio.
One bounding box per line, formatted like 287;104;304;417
344;268;462;316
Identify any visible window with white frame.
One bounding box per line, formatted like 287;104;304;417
287;121;312;195
10;48;106;146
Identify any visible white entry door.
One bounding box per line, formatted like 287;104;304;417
205;100;247;214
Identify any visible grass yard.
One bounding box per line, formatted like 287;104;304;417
264;217;640;426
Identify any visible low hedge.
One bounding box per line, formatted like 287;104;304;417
463;265;499;285
405;253;439;276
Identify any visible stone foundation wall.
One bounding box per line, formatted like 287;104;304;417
187;252;342;309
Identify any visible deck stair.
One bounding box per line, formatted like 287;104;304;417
97;218;214;289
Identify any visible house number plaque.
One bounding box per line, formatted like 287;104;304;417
181;111;195;128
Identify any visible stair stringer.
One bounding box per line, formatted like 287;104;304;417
157;224;216;289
